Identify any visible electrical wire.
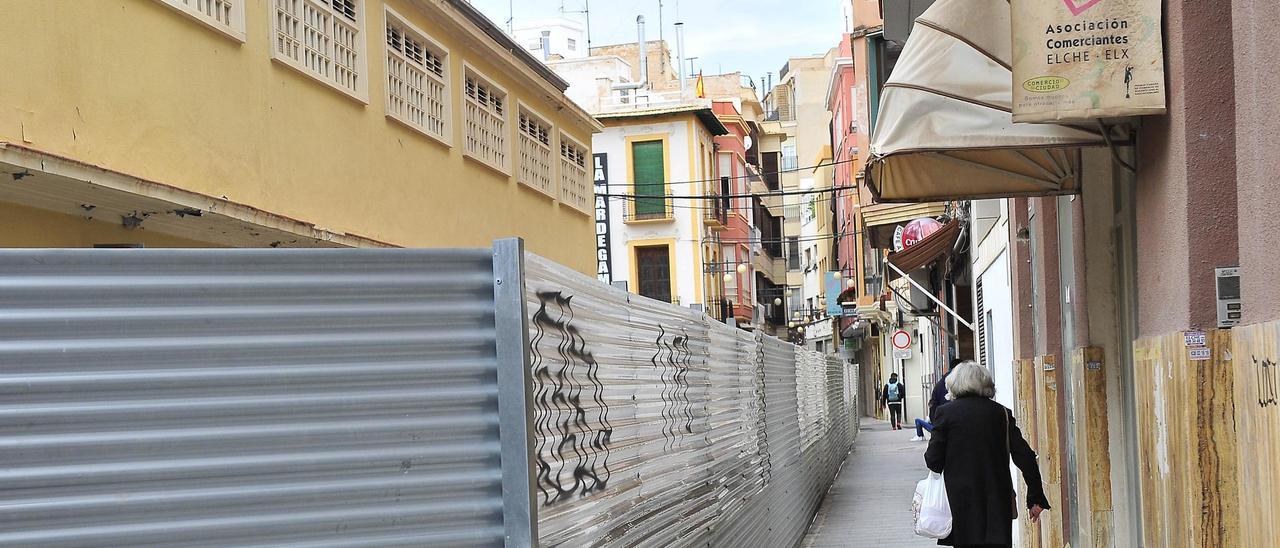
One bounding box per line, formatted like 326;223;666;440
597;185;856;200
594;156;863;188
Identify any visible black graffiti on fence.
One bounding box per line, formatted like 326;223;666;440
1255;356;1278;408
531;291;613;506
653;326;694;451
754;339;772;483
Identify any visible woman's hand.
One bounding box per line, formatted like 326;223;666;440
1028;504;1045;523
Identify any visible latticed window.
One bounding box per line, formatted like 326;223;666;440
517;109;554;196
464;70;508;172
384;11;448;141
559;135;592;214
273;0;365;98
155;0;245;39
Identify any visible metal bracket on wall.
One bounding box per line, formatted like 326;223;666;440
1097;120;1137;174
886;261;975;331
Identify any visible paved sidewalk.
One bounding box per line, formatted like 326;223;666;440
803;420;939;548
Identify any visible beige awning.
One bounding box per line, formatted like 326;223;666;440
866;0;1108;203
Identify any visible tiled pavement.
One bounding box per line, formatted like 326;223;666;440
802;419;940;548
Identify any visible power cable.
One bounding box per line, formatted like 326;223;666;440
597;185;856;200
598;192;844;211
594;156;862;188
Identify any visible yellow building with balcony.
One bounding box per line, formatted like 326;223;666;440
0;0;601;272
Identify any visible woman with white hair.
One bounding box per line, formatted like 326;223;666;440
923;361;1050;547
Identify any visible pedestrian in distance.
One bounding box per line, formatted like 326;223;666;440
924;361;1049;547
912;358;963;441
882;373;906;430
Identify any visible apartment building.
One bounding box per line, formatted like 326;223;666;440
0;0;601;272
765;54;838;351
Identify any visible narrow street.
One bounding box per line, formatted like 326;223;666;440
804;421;938;548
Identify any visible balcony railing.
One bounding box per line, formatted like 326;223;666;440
601;88;708;114
704;195;730;228
704;298;753;323
625;194;674;222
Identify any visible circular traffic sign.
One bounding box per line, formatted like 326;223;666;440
892;330;912;350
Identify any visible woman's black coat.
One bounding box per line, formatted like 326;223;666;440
924;396;1051;546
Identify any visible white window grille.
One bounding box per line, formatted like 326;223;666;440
518;108;555;197
273;0;366;99
155;0;245;40
464;69;509;172
384;10;449;143
559;134;592;214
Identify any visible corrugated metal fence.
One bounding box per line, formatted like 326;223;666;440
0;240;855;547
524;253;858;547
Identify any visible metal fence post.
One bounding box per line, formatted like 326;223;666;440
492;238;538;547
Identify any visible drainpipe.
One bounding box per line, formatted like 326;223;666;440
675;22;686;93
611;16;649;96
637;16;649;88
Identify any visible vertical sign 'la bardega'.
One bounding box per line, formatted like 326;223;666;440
1012;0;1166;122
593;153;613;284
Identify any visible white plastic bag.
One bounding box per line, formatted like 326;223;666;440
913;472;952;539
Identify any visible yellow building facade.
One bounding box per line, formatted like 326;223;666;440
0;0;601;272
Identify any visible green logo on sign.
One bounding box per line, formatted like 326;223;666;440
1023;76;1070;93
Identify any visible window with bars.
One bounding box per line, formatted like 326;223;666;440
156;0;245;39
463;69;509;172
559;134;592;214
273;0;366;99
384;10;448;142
517;108;554;196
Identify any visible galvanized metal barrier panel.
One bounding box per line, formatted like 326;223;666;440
525;254;857;548
0;247;528;547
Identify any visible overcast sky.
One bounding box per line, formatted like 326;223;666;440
467;0;848;86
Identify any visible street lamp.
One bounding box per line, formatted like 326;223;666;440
737;263;749;275
722;273;733;283
788;321;796;328
773;297;782;306
833;271;842;279
846;278;855;288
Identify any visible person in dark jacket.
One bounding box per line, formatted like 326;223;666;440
924;361;1049;547
882;373;906;430
912;358;964;440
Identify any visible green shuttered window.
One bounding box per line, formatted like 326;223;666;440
631;140;666;219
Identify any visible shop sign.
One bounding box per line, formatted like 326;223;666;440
825;272;845;317
1011;0;1166;122
901;218;942;249
593;153;613;284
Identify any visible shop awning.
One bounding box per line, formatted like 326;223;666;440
866;0;1108;203
886;219;961;277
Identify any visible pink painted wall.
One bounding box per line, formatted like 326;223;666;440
830;35;860;281
1234;0;1280;325
1135;0;1238;336
714;101;754;313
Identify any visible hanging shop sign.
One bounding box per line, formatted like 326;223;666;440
1011;0;1166;122
825;272;845;317
901;218;943;250
593;153;613;284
